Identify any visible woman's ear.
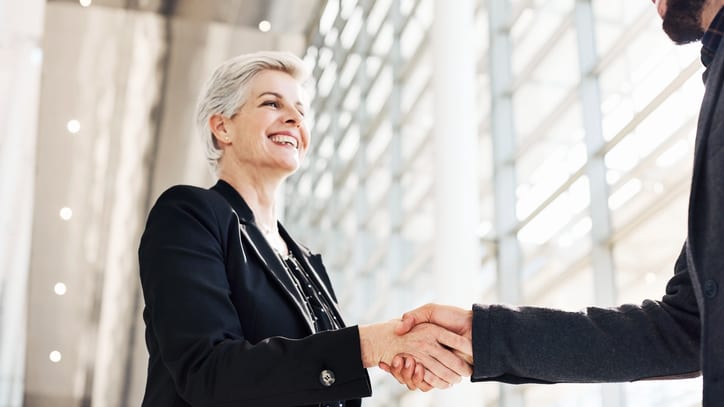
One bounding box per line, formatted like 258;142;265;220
209;114;231;145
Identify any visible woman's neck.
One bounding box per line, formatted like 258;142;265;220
218;168;280;232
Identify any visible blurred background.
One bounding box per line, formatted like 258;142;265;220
0;0;704;405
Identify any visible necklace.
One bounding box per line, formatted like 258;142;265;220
259;223;273;235
257;220;276;236
258;220;288;255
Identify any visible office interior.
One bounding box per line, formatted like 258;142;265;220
1;0;703;405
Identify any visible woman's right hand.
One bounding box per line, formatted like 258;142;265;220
358;320;472;390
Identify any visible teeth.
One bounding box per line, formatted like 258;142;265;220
269;134;298;149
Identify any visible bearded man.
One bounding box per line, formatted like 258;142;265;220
385;1;724;405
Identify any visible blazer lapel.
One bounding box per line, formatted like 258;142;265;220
281;226;347;327
236;219;316;333
689;47;724;254
212;181;315;333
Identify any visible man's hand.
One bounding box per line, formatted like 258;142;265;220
397;303;473;343
358;320;472;389
379;303;474;390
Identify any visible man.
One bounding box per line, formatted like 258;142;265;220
383;0;724;404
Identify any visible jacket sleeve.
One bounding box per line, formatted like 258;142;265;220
139;186;371;406
471;243;701;384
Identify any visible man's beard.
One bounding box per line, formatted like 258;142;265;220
662;0;707;44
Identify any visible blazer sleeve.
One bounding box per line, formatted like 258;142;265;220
471;243;701;384
139;186;371;406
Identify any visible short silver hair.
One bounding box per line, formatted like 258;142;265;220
195;51;310;172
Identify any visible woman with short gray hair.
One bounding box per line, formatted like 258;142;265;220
195;52;310;172
138;50;471;406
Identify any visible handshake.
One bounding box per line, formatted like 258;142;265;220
358;303;473;391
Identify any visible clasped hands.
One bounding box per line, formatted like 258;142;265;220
359;303;472;392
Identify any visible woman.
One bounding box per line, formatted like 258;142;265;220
138;51;472;407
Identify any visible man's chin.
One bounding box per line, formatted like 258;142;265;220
661;0;706;45
663;22;704;45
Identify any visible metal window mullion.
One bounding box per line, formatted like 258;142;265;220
324;54;345;272
489;0;522;314
511;12;574;91
575;0;617;307
489;0;523;405
514;6;654;162
354;1;371;282
574;1;625;406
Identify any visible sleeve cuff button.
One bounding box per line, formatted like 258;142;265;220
320;369;336;387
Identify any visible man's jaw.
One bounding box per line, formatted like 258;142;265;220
660;0;707;44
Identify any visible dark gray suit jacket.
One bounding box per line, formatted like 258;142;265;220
139;180;371;406
471;44;724;405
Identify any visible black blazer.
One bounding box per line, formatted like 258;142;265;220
139;180;371;406
471;39;724;405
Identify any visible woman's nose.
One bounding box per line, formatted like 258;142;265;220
285;108;303;126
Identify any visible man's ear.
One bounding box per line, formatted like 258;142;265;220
209;114;230;144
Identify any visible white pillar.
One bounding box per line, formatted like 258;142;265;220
432;0;483;403
432;0;480;304
91;12;167;407
0;1;45;405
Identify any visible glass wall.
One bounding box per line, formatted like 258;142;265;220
285;0;703;405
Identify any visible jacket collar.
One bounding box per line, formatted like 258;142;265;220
212;179;256;224
688;25;724;273
701;7;724;71
210;179;345;331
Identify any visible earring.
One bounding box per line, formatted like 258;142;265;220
224;136;230;142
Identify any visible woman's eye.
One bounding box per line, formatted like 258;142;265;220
262;101;279;108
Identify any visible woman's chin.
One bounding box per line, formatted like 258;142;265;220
274;159;301;176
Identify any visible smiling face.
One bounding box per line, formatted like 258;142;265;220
654;0;707;44
217;69;310;179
